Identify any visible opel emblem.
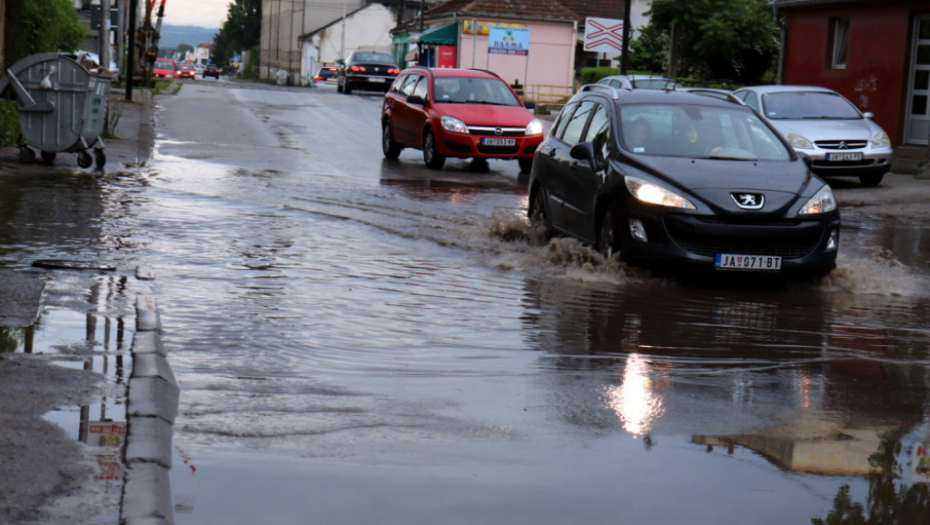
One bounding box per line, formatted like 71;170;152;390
495;127;503;135
731;193;764;210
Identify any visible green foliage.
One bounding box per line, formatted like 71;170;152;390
645;0;778;84
12;0;86;62
0;99;20;146
212;0;262;65
241;46;260;80
628;24;669;74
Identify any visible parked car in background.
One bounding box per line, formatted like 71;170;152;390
732;85;893;186
152;58;177;79
314;66;339;82
527;85;840;276
381;67;543;171
337;50;400;94
203;64;222;79
596;74;682;90
177;64;195;79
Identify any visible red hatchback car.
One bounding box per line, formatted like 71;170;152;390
381;67;543;171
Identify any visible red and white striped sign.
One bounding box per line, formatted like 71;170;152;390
583;17;624;54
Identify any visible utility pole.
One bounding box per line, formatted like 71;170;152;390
127;0;138;101
620;0;631;74
100;0;111;71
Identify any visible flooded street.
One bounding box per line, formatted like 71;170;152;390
4;81;930;523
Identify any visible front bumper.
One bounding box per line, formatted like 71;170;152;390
802;146;893;176
437;130;542;160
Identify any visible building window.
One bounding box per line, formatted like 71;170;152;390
829;17;849;69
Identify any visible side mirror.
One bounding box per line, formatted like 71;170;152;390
407;95;427;106
570;142;605;171
335;59;345;67
863;111;875;119
522;99;536;110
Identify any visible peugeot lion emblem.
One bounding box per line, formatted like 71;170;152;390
731;192;765;210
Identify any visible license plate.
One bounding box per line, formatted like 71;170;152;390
714;254;782;271
481;137;516;146
826;152;862;161
369;77;385;83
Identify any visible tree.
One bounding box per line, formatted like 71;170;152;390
645;0;778;84
628;23;669;74
212;0;261;66
10;0;86;63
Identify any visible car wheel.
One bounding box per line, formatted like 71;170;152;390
337;81;343;93
423;129;446;170
529;186;551;237
859;173;884;186
519;157;534;173
382;121;402;159
596;206;621;260
344;82;353;95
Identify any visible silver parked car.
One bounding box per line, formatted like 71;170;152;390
596;74;683;91
733;85;892;186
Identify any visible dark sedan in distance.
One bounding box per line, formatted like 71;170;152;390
527;86;840;276
336;50;400;95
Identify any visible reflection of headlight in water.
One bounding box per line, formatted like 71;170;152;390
605;353;665;436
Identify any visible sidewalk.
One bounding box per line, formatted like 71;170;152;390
0;85;176;524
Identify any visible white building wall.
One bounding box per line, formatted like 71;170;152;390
300;3;396;84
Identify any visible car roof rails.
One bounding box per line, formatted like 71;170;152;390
677;87;744;105
578;83;624;99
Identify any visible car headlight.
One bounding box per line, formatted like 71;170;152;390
784;132;814;150
525;118;543;135
441;116;469;134
799;184;837;215
871;131;891;148
625;176;696;210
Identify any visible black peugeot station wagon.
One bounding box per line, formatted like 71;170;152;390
527;86;840;275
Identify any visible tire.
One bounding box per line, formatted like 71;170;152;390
382;121;402;159
95;149;106;168
337;80;343;93
518;157;534;173
596;206;620;260
529;186;551;237
423;129;446;170
40;151;55;163
77;151;93;169
344;82;353;95
859;173;884;186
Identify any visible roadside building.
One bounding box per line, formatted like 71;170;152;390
773;0;928;147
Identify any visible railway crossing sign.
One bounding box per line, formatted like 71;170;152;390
583;17;624;54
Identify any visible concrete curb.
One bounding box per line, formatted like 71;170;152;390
121;283;177;525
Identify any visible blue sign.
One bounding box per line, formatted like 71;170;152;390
488;26;530;56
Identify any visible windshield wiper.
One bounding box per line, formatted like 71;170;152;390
707;155;758;161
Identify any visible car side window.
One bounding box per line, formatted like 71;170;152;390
412;76;428;99
551;102;577;139
391;74;408;94
401;75;419;96
584;104;612;163
737;91;760;112
561;101;596;146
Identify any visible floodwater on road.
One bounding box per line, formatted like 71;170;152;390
2;82;930;524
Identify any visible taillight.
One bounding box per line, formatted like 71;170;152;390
388;68;400;75
350;65;367;72
313;76;323;81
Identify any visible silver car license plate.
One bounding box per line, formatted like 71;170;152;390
826;152;862;161
714;254;782;271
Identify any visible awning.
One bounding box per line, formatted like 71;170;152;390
410;23;458;46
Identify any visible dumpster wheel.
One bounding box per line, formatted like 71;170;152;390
77;150;92;169
94;149;106;168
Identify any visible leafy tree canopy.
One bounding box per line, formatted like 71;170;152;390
13;0;86;62
211;0;261;66
643;0;778;84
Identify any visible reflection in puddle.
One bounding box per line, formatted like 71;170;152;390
604;353;665;436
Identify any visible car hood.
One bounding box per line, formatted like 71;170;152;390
768;117;880;141
436;104;534;127
628;156;816;214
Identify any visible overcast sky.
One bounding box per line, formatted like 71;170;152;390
163;0;228;29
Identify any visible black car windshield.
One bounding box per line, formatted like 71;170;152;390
620;104;792;161
760;91;861;119
431;77;521;106
352;52;396;64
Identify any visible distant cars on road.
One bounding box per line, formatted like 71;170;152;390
380;67;543;171
337;51;400;94
733;85;893;186
177;64;195;79
152;58;177;79
203;64;222;79
314;66;338;82
527;85;840;276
